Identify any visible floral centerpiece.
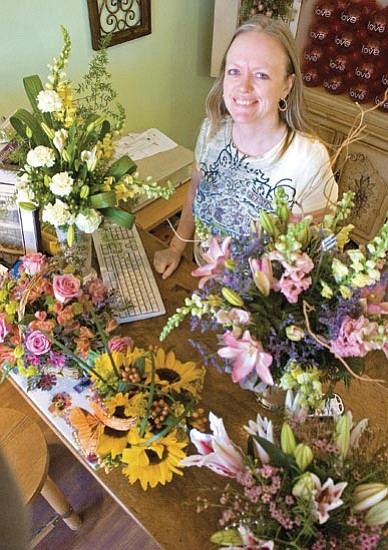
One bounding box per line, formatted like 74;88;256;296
0;252;117;390
8;27;174;248
161;190;388;408
0;252;207;490
70;340;206;490
182;392;388;549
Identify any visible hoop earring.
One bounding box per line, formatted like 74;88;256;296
278;98;288;112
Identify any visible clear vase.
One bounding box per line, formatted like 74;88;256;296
55;227;94;279
255;384;286;411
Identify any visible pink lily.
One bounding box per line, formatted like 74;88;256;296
218;330;273;385
248;254;275;296
180;412;245;477
310;474;348;524
220;526;274;550
191;236;232;289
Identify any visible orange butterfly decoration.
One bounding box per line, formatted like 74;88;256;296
69;407;104;458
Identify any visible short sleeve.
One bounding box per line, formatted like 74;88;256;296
293;139;338;214
194;118;211;169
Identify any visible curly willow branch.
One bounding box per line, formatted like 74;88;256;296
302;300;387;390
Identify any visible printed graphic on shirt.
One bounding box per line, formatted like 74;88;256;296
193;143;296;237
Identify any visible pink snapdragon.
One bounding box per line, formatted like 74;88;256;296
271;251;314;303
21;252;46;275
191;236;232;289
180;412;245;477
218;330;273;385
360;281;388;315
330;316;375;358
52;273;81;303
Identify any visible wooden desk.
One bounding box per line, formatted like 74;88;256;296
6;230;388;550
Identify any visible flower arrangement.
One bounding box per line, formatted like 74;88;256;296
182;393;388;549
0;252;117;390
161;189;388;408
8;27;174;245
72;341;206;490
0;252;207;490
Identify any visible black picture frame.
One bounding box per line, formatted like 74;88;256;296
87;0;151;50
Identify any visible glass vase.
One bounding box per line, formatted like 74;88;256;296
55;227;94;279
255;384;286;411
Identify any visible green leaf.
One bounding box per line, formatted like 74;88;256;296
105;155;137;178
100;207;134;228
10;109;50;147
17;201;38;211
99;120;111;140
252;434;293;468
89;191;117;208
23;75;52;126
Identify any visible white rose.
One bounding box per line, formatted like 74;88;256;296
49;171;74;197
37;90;62;112
75;209;102;233
42;199;73;228
26;145;56;168
53;129;68;152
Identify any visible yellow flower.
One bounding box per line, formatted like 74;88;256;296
97;428;127;459
104;392;135;418
336;224;354;250
121;428;188;490
145;348;205;397
339;285;352;299
320;281;333;299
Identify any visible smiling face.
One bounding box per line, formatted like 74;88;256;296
223;31;295;129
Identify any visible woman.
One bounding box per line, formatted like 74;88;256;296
154;15;337;279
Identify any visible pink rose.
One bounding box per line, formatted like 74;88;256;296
0;313;11;343
108;336;134;354
53;274;81;303
25;330;51;355
22;253;46;275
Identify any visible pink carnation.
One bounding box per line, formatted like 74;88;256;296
21;252;46;275
53;273;81;303
87;277;108;305
25;330;51;355
108;336;134;354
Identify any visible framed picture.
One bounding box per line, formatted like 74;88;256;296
0;167;40;268
87;0;151;50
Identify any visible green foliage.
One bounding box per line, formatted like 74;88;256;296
74;33;126;132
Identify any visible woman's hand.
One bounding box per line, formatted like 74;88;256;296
153;246;182;279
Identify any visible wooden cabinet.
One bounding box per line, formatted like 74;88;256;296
211;0;388;243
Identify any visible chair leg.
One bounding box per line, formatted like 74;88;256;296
40;475;82;531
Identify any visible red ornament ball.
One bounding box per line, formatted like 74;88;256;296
302;65;323;87
354;60;379;82
360;37;383;59
309;23;332;44
348;83;371;103
333;30;358;52
323;74;347;94
314;1;337;22
303;45;325;64
328;51;355;74
339;5;364;27
366;11;387;39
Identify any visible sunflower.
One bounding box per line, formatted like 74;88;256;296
144;348;205;397
121;428;188;490
97;427;128;459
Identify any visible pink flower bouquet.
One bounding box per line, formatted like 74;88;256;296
161;190;388;407
183;397;388;549
0;253;118;390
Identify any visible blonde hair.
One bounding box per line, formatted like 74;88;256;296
206;15;313;146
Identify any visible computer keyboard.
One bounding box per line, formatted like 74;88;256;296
92;223;166;323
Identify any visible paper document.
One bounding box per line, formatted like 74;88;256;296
114;128;177;161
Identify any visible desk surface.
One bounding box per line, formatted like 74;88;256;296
8;229;388;550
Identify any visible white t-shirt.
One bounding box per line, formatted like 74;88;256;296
193;116;338;238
